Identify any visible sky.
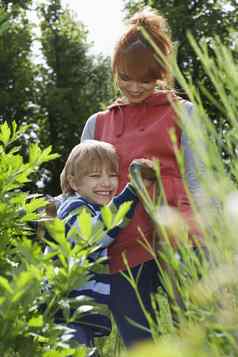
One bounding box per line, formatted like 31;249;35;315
61;0;125;56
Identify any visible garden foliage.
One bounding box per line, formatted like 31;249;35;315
0;120;132;356
0;121;93;356
125;31;238;357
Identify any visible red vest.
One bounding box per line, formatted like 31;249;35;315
95;91;196;272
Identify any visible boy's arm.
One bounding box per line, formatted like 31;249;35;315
94;160;157;251
57;187;138;249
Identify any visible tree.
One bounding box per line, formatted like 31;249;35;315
38;0;114;194
0;0;33;11
0;1;36;125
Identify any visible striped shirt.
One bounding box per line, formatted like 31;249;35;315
57;183;138;304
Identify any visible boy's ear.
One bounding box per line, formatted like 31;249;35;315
67;174;79;192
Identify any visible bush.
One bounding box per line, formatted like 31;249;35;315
0;121;92;356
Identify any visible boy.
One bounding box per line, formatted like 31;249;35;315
52;140;155;351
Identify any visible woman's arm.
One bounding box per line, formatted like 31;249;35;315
81;113;97;141
181;102;206;203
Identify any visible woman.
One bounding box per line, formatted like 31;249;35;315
81;7;201;347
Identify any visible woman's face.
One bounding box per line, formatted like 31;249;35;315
117;73;157;104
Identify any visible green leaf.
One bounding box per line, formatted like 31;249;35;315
28;144;59;167
42;347;86;357
0;297;6;304
24;197;48;213
28;315;44;327
0;276;13;294
0;121;11;146
78;208;92;240
0;12;9;35
112;201;132;226
101;206;113;229
28;144;41;163
45;219;71;257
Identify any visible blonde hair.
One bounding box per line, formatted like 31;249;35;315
112;7;173;85
61;140;119;194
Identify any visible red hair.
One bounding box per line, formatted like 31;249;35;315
112;8;173;84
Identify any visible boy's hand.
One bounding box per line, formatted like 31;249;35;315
129;159;157;188
46;202;57;217
129;159;158;217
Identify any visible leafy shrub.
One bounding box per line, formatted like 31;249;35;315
0;121;92;356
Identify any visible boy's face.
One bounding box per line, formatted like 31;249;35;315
73;165;119;205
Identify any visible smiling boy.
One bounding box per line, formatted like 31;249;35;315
58;140;140;258
55;140;155;350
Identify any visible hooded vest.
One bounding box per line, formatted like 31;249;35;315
95;91;197;273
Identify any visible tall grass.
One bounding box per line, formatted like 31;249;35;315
123;32;238;357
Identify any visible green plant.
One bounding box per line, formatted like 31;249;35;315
0;121;91;356
123;31;238;357
0;120;135;356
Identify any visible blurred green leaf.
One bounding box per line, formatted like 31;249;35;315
0;121;11;146
78;208;92;240
101;206;113;229
112;201;132;226
0;276;13;294
28;315;44;327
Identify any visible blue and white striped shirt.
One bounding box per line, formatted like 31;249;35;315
57;183;138;304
